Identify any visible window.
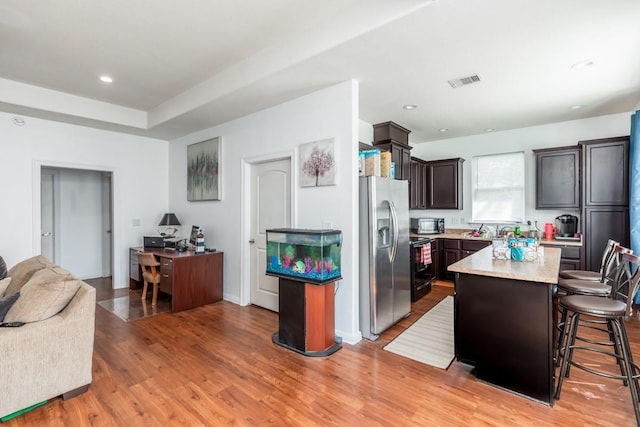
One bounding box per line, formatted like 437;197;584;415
471;151;525;223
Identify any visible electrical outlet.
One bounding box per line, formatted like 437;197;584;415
451;218;458;225
132;218;140;227
322;221;333;229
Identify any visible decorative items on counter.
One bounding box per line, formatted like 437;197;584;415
492;237;543;262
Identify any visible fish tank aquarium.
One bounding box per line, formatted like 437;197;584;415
265;228;342;284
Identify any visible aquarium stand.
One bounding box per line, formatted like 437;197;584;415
272;278;341;357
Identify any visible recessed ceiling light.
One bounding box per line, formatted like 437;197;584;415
571;60;594;70
438;128;448;132
484;128;495;132
12;116;25;126
569;104;583;110
99;75;113;83
403;104;418;110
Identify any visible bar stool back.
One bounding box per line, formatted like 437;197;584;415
559;239;618;281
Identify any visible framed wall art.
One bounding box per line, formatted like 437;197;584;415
299;138;336;187
187;137;221;201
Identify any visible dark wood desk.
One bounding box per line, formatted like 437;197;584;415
131;248;223;312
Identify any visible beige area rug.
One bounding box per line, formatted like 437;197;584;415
384;296;455;369
97;294;171;322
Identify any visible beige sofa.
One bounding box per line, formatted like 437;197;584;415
0;255;96;419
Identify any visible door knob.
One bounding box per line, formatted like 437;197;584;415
249;239;255;244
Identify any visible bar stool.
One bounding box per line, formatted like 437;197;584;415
559;239;618;281
555;252;640;424
554;244;632;365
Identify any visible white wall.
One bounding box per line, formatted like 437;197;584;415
409;112;634;232
168;80;362;343
0;112;169;287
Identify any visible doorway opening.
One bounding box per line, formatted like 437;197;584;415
39;166;113;281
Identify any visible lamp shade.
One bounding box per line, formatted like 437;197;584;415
158;213;181;226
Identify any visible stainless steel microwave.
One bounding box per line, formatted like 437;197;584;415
411;217;445;234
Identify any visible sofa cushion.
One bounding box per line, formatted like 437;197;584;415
0;291;19;322
4;266;81;323
5;255;52;296
0;255;7;280
0;277;10;297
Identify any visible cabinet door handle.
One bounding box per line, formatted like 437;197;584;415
249;239;255;244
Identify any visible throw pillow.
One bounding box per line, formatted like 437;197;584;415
0;255;7;280
0;277;11;297
0;292;20;322
5;255;53;296
0;291;19;322
4;266;81;323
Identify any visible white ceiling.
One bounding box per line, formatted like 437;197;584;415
1;0;640;144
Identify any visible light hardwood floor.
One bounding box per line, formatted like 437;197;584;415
5;279;640;426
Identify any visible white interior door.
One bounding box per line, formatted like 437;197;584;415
250;158;291;311
40;169;56;262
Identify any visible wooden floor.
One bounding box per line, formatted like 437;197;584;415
6;278;640;426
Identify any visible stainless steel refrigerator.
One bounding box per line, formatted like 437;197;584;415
359;176;411;341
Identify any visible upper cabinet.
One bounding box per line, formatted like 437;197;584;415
533;145;580;209
410;157;427;209
427;158;464;209
581;136;629;206
410;157;464;210
372;121;412;180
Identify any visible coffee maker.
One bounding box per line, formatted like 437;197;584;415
555;214;578;237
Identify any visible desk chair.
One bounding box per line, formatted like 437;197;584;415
137;252;161;306
555;252;640;424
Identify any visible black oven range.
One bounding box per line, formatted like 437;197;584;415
409;236;433;302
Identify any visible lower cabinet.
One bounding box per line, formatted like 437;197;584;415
540;242;583;271
439;238;491;281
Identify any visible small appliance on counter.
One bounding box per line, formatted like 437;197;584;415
555;214;579;238
410;217;445;234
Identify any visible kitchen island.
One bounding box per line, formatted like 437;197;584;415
448;245;561;405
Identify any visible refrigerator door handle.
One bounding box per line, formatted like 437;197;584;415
389;200;399;262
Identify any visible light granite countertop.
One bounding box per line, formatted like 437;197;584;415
447;246;562;284
410;229;583;247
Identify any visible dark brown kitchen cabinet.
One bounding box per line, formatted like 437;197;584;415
410;157;427;209
441;238;491;280
581;137;629;206
580;136;630;270
583;206;629;270
540;243;583;271
430;238;442;279
373;121;412;180
533;146;580;209
427;158;464;209
373;140;412;180
442;239;461;281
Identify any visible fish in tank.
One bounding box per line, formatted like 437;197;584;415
265;228;342;284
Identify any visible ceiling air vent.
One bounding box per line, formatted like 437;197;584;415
448;74;481;88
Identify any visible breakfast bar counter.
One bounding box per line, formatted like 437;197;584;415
448;246;561;405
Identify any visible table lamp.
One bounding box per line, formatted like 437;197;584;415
158;213;181;238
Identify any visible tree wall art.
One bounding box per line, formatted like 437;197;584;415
187;137;221;201
299;138;336;187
